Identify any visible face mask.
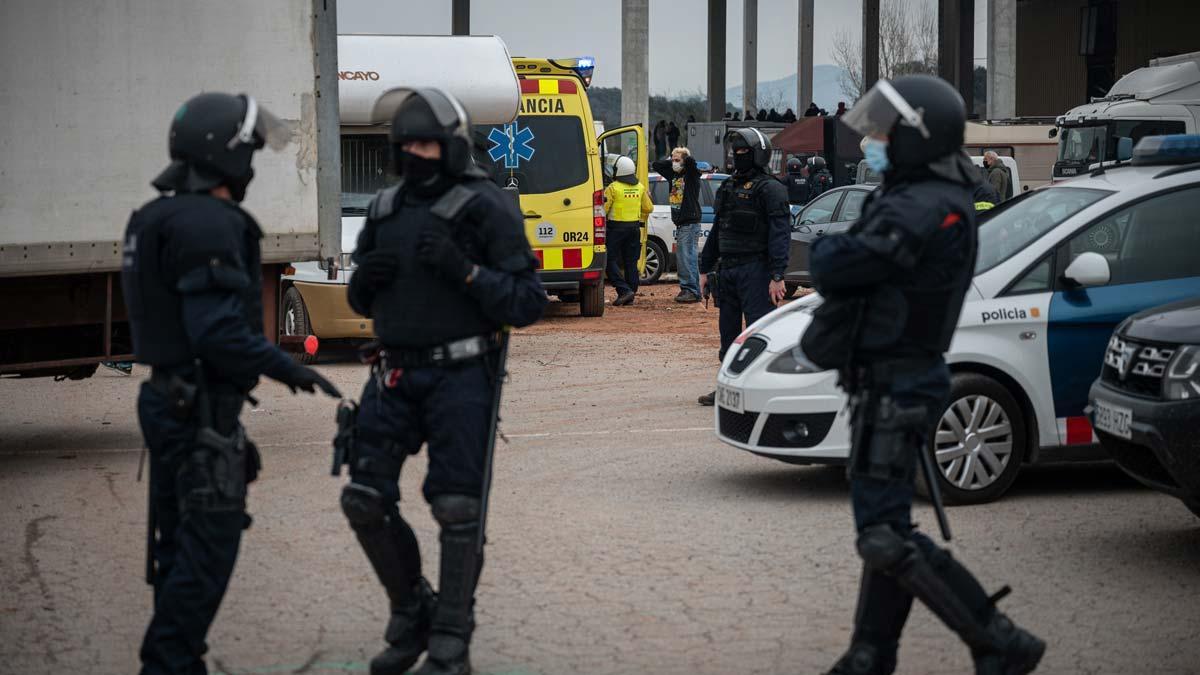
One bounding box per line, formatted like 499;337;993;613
733;152;755;174
672;161;684;173
228;169;253;203
400;151;442;183
863;138;891;173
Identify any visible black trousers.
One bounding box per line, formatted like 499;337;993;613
716;259;774;361
605;222;641;296
137;384;248;675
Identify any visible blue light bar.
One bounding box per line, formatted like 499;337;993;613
1132;134;1200;166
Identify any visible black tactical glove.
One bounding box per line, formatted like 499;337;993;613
283;365;342;398
357;250;400;290
418;223;474;285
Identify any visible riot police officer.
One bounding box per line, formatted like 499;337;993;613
697;129;791;406
805;75;1044;674
784;156;810;205
342;88;547;675
808;155;834;199
122;92;342;675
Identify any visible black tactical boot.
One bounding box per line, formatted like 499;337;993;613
825;642;896;675
370;578;436;675
972;613;1045;675
415;495;482;675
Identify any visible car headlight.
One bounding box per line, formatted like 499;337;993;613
767;344;819;374
1164;345;1200;400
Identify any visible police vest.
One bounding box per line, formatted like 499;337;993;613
608;181;645;222
121;194;264;369
715;172;773;256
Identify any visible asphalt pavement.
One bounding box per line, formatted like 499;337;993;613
1;323;1198;674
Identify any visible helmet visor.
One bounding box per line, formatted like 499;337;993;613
228;95;291;151
840;79;930;140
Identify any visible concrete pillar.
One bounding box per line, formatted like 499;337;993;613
987;0;1017;119
708;0;727;121
451;0;469;35
743;0;757;119
862;0;880;93
938;0;974;113
796;0;814;113
621;0;650;135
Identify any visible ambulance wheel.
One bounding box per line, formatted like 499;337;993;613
640;239;667;285
580;281;605;317
919;373;1026;505
282;287;317;365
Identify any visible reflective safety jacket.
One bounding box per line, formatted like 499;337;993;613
603;180;653;223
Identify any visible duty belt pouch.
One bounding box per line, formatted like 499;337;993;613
853;395;928;482
188;423;250;511
802;286;907;371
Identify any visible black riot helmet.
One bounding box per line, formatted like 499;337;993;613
727;127;772;170
786;156;803;174
840;74;965;169
389;88;474;176
808;155;827;171
153;93;289;199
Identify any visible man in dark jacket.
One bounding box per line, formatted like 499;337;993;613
667;121;681;150
784;156;811;205
807;156;834;201
805;102;821;117
653;147;703;302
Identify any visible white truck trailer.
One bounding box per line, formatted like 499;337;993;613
1052;51;1200;179
0;0;340;379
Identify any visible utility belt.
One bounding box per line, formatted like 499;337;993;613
363;333;500;373
607;219;641;229
844;356;942;483
718;252;767;269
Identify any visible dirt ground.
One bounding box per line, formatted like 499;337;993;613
527;282;723;339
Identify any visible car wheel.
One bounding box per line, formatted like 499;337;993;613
784;282;799;299
281;287;317;364
640;239;667;285
922;373;1027;505
579;281;605;317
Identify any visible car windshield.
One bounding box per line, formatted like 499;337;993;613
474;116;590;194
1058;120;1188;163
976;187;1113;274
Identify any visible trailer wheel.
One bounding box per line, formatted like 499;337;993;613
580;281;606;317
281;287;317;364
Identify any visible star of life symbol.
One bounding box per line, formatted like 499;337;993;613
488;122;535;169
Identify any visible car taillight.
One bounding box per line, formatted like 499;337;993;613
592;189;606;245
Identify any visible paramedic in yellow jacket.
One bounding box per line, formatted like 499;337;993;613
604;155;654;306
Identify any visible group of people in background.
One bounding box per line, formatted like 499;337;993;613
652;119;682;159
722;101;849;123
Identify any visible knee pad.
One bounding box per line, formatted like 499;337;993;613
856;524;913;572
341;482;389;530
431;494;481;527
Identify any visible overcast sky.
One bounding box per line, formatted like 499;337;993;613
338;0;987;95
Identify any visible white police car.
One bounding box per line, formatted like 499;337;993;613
715;135;1200;504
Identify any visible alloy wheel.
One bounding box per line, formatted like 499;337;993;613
934;395;1014;491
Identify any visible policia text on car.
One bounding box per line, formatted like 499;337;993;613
801;75;1046;675
337;88;547;675
121;92;342;675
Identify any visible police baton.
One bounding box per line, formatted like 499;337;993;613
477;328;511;555
918;446;953;541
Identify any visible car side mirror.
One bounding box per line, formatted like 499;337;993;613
801;219;815;226
1063;252;1111;288
1048;128;1059;139
1116;136;1133;162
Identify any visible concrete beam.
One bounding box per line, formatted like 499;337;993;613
796;0;814;112
621;0;650;135
938;0;974;113
451;0;469;35
743;0;757;118
987;0;1016;119
862;0;880;93
708;0;727;121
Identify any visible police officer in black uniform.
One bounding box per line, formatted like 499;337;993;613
341;88;547;675
697;129;791;406
784;156;811;205
805;75;1044;675
122;92;342;675
808;155;834;199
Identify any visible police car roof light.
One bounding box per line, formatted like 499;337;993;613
1132;134;1200;166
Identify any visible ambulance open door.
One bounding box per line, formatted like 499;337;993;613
598;125;649;275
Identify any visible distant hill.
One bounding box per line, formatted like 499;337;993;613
726;64;849;114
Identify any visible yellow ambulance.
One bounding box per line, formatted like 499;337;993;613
473;57;647;316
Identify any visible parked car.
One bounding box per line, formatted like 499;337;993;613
785;184;875;293
1088;297;1200;518
642;172;729;284
714;134;1200;504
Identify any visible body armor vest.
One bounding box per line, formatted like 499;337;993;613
716;172;773;257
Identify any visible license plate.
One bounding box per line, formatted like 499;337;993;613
717;385;744;414
1093;399;1132;439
